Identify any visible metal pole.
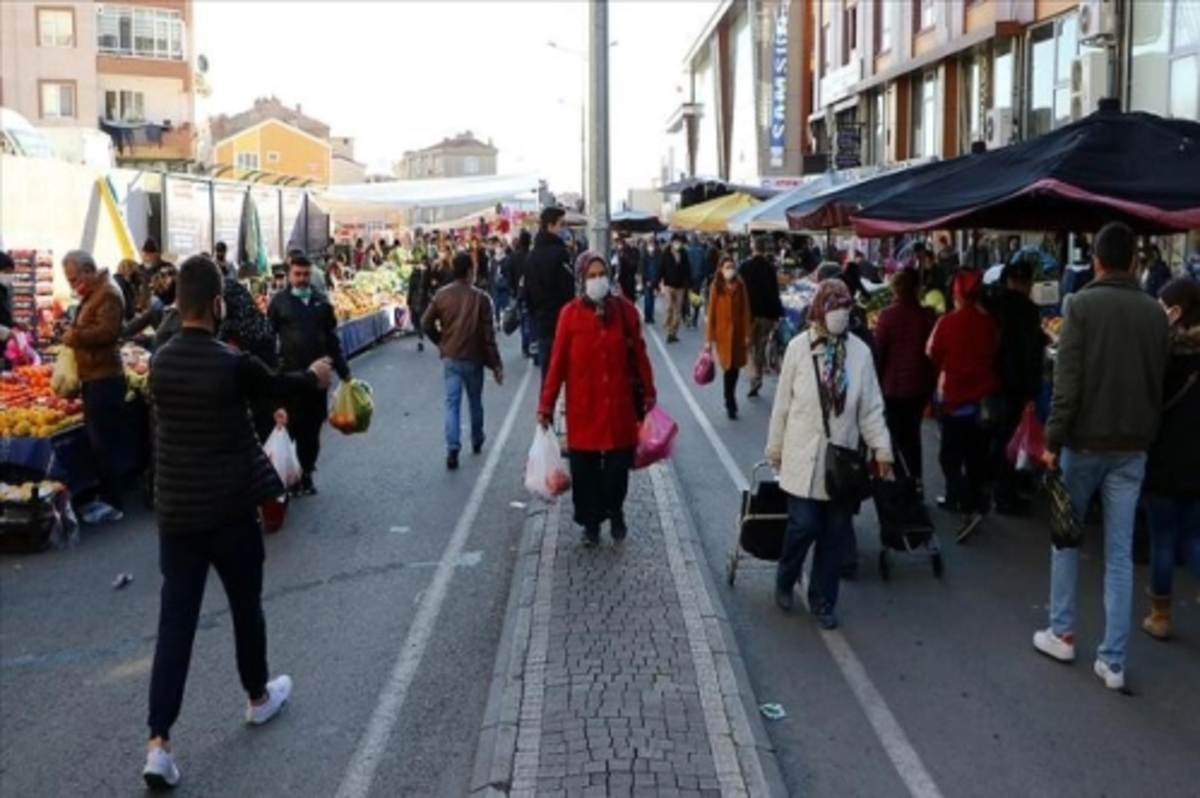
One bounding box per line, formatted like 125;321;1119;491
579;100;586;201
588;0;611;263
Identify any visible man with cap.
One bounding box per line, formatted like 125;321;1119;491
983;257;1048;515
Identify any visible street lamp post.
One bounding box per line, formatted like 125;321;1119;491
587;1;611;262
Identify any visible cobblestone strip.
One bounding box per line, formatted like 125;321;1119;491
651;464;765;796
509;499;560;797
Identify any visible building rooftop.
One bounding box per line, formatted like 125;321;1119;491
403;131;497;157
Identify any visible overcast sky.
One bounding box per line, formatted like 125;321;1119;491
194;1;718;201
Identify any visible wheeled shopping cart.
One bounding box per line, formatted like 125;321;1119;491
726;462;789;586
873;466;943;580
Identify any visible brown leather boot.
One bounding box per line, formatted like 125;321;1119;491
1142;594;1172;640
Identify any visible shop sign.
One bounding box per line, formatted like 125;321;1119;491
835;125;863;170
769;0;789;169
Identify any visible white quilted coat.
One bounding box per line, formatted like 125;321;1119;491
765;330;894;500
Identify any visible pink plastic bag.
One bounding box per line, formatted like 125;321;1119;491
693;347;715;385
1006;404;1046;471
634;406;679;470
5;330;40;367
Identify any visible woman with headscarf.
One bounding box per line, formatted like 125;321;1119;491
766;279;893;629
705;253;753;419
538;251;658;548
926;269;1001;543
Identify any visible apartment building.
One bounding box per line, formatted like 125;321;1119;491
0;1;99;127
395;132;499;225
0;0;197;166
809;0;1198;168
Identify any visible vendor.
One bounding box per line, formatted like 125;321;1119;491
122;271;177;345
61;250;127;525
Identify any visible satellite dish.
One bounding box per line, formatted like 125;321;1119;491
197;54;209;73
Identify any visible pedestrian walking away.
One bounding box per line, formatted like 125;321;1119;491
539;250;657;547
640;236;662;325
522;207;576;382
268;256;351;496
1139;278;1200;641
661;233;691;342
61;250;128;525
407;256;434;353
739;235;785;397
422;253;504;471
766;279;893;630
705;254;753;420
1036;222;1170;691
141;254;333;791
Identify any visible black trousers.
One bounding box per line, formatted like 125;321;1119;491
990;397;1028;505
286;386;328;474
885;396;927;483
147;515;268;740
723;368;740;412
939;414;992;514
82;375;127;510
569;448;635;532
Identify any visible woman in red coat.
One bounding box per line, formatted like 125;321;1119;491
538;251;658;547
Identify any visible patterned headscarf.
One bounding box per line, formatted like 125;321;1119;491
808;279;854;416
574;250;611;317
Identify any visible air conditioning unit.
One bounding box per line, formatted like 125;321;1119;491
1079;0;1116;45
984;108;1013;149
1070;51;1109;120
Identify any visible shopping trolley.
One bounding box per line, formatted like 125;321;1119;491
726;462;789;586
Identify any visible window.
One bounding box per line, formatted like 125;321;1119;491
1026;17;1079;138
96;5;185;60
1130;0;1200;119
267;151;281;164
842;0;857;65
104;90;144;122
236;152;259;170
914;0;935;33
463;155;480;175
40;82;76;119
37;8;75;47
994;37;1015;110
911;72;937;156
870;90;886;164
965;56;982;146
876;0;893;53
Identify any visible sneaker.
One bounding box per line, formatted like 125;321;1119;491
247;675;292;726
956;512;984;544
775;588;794;613
747;385;761;399
446;451;460;471
1032;628;1076;662
142;746;181;791
581;528;600;548
472;438;485;456
417;341;425;352
610;515;627;542
666;335;679;344
814;605;839;630
298;473;317;496
1094;659;1125;691
83;502;123;525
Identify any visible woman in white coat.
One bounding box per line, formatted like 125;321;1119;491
766;280;893;629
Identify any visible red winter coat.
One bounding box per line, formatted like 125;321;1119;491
927;303;1000;414
539;296;657;453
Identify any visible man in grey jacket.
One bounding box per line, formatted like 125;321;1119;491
1033;222;1169;691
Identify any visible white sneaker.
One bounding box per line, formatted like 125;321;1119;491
82;502;123;525
1032;628;1076;662
142;746;181;791
1094;659;1125;691
246;675;292;725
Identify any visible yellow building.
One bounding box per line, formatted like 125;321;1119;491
212;118;331;186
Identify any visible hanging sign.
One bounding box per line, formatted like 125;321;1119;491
769;0;790;168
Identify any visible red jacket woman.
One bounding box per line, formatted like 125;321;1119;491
539;251;657;546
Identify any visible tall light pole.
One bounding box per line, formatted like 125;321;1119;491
587;0;611;262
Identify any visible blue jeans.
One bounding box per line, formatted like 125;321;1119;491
643;285;656;323
1144;494;1200;597
776;496;854;611
443;359;485;453
1049;449;1146;668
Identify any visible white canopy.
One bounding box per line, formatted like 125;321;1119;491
313;172;541;214
725;172;856;233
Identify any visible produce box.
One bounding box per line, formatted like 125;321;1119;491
0;476;72;553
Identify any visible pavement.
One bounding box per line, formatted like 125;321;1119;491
2;311;1199;798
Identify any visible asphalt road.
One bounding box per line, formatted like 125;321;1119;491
3;314;1199;798
0;334;537;798
644;317;1200;798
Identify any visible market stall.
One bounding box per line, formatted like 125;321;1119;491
670;192;761;233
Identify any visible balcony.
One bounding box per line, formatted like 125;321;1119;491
104;121;195;165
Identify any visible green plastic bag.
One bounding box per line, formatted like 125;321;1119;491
329;380;373;434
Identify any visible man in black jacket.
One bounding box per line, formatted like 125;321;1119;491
522;207;575;380
983;259;1047;515
739;236;785;396
142;255;331;790
268;256;350;495
508;230;533;358
661;234;691;342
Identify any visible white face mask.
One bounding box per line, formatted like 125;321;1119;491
824;308;851;336
585;276;610;303
721;267;736;281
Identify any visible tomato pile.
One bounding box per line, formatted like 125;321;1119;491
0;365;84;438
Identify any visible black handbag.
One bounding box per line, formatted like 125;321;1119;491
811;353;871;504
501;305;521;336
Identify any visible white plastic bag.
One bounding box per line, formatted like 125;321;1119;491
524;426;571;501
264;424;302;488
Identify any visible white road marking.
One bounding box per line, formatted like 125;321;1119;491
389;525;411;535
649;328;945;798
334;365;534;798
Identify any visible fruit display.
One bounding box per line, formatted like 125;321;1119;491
0;365;85;438
331;287;377;321
0;480;64;503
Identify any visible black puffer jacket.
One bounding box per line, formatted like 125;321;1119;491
1143;326;1200;499
267;289;349;379
150;328;317;535
522;231;575;340
221;278;277;366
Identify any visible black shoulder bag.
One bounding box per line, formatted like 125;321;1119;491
811;351;870;503
615;299;647;421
